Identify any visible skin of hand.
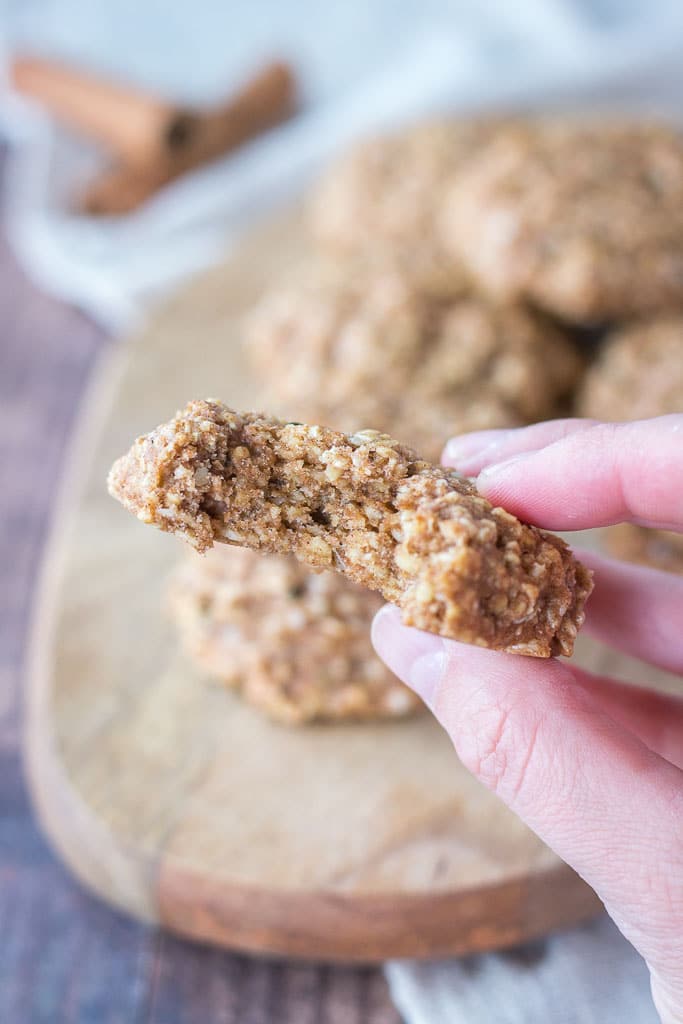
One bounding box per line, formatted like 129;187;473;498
371;416;683;1024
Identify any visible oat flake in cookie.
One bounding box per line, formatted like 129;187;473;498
109;401;592;658
168;547;420;725
443;119;683;322
244;262;582;460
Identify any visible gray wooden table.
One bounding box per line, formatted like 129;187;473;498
0;169;401;1022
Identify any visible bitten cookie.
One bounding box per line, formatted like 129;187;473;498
244;263;582;460
442;119;683;322
309;118;497;296
168;547;420;724
109;402;592;657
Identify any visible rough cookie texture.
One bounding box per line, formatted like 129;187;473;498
579;316;683;421
605;524;683;576
442;119;683;322
244;263;582;460
109;401;592;657
168;547;420;724
309;118;498;296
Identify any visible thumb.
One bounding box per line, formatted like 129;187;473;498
372;603;683;1011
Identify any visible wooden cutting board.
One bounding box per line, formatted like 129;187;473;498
26;212;679;962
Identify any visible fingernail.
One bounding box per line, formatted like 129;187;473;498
408;650;447;711
478;451;532;484
444;430;513;475
444;429;511;461
371;605;446;711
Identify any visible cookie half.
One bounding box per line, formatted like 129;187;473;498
109;402;593;657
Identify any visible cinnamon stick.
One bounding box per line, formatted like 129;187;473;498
11;56;297;214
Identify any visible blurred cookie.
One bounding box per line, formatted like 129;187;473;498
167;546;420;725
579;316;683;421
579;317;683;575
309;118;498;296
443;119;683;322
244;262;583;459
605;523;683;576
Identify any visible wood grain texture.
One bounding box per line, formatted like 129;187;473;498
0;190;399;1019
31;211;681;963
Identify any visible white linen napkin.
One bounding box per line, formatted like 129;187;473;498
387;915;660;1024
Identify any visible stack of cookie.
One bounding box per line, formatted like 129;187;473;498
437;118;683;575
247;116;594;455
302;116;683;570
169;114;683;724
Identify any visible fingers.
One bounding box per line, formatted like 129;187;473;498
372;605;683;987
448;416;683;532
444;422;683;672
570;668;683;771
576;548;683;676
443;418;597;476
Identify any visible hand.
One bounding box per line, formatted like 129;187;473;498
372;417;683;1024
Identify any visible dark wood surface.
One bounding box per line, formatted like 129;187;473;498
0;160;401;1022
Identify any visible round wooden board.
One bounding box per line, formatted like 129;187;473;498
26;211;681;962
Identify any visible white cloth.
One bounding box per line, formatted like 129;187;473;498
1;3;679;1020
387;916;660;1024
4;1;683;330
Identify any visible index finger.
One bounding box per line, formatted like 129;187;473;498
474;416;683;532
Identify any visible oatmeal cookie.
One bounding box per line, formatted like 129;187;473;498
579;316;683;421
309;118;498;296
168;547;420;724
442;119;683;322
244;262;582;460
604;523;683;576
109;401;592;657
